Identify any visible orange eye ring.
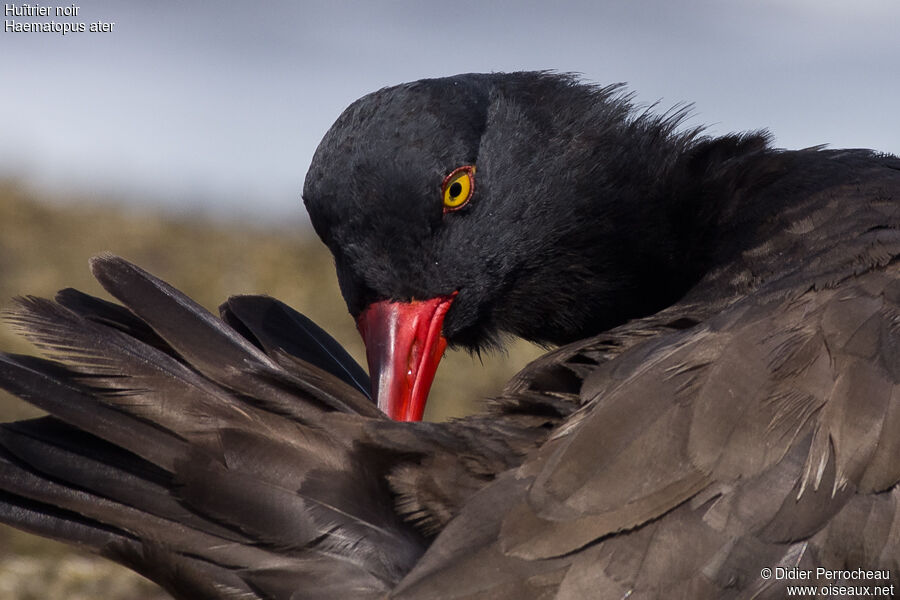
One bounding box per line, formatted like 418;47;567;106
441;165;476;212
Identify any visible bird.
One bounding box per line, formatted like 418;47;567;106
1;71;900;599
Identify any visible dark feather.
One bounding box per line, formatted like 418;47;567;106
220;295;371;399
0;258;430;599
90;254;378;420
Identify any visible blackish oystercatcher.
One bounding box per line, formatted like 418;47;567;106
1;72;900;599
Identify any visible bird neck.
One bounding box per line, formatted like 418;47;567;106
584;132;783;335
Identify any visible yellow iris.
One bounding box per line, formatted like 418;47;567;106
442;166;475;211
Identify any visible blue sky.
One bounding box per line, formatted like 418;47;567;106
2;0;898;223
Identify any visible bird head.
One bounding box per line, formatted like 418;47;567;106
304;72;700;421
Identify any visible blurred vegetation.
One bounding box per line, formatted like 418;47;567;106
0;180;543;598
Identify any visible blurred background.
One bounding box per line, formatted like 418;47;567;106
1;0;898;597
3;0;899;218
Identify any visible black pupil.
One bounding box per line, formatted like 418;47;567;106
449;181;463;198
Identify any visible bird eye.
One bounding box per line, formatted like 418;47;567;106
441;165;476;212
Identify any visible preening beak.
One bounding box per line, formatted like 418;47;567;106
356;294;456;421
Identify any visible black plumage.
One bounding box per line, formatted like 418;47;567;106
2;72;900;598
